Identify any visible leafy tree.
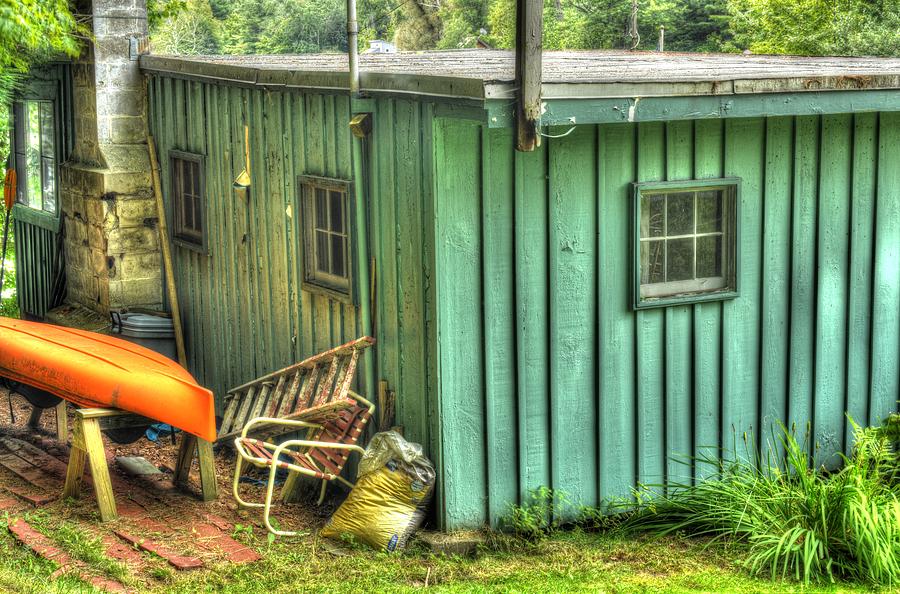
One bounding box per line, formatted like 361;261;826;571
152;0;221;55
220;0;346;54
438;0;491;49
393;0;441;50
727;0;900;56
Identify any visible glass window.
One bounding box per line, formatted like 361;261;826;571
170;152;206;250
13;100;57;213
300;176;352;298
634;179;739;308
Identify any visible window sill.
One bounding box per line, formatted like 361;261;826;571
301;280;354;305
173;237;208;255
633;289;739;310
11;204;60;232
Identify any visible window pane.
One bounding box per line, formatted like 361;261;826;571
331;234;346;278
40;103;55;159
329;190;344;233
697;190;722;233
666;192;694;236
641;194;665;238
640;240;665;284
666;238;694;282
25;102;42;209
316;230;329;273
315;188;327;229
41;158;56;213
697;235;722;278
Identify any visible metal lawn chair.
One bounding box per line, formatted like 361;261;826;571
232;392;374;536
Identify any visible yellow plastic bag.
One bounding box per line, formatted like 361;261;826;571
321;432;434;552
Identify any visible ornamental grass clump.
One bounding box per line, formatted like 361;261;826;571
624;415;900;586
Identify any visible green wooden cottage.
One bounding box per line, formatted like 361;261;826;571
10;46;900;530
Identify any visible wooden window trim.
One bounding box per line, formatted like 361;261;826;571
632;178;741;310
169;150;207;253
299;175;354;303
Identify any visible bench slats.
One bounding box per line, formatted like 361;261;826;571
216;337;374;444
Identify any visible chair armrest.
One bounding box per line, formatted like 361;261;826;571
274;439;366;457
240;416;322;439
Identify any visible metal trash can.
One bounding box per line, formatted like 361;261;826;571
110;311;176;361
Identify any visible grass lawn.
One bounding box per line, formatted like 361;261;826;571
0;513;882;593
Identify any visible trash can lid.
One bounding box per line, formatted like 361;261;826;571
119;313;174;337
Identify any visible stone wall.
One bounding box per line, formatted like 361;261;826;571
61;0;162;313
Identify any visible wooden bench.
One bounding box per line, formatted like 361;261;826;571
223;337;374;527
217;336;375;444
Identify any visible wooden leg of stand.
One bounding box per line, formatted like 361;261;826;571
196;438;217;501
83;417;117;522
63;419;87;499
174;434;196;487
55;401;68;442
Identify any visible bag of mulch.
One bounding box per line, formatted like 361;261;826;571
320;431;435;552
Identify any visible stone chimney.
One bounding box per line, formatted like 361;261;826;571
61;0;161;314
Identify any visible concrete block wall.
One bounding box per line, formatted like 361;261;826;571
61;0;162;313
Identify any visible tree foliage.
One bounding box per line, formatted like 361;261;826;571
148;0;900;57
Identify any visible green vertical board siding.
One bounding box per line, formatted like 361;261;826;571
147;76;426;414
788;116;819;435
597;123;637;503
549;125;599;511
845;113;877;435
723;118;764;456
814;114;852;467
664;120;695;484
482;128;518;525
760;117;793;458
871;112;900;425
514;146;551;499
691;119;724;475
433;118;487;527
635;122;667;489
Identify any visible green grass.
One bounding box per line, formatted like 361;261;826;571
0;512;884;593
623;417;900;587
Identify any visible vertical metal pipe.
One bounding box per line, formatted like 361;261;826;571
347;0;360;97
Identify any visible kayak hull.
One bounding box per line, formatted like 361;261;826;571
0;317;216;442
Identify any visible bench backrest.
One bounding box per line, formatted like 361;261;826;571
217;336;374;443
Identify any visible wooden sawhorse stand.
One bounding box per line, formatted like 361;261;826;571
63;408;217;522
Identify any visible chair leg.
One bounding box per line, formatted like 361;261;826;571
316;479;327;505
263;448;300;537
232;454;263;509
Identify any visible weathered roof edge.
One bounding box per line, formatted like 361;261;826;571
140;55;487;100
142;54;900;102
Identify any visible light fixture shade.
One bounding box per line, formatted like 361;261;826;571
233;169;251;189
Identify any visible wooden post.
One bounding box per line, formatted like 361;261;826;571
64;412;117;522
55;401;67;442
515;0;543;152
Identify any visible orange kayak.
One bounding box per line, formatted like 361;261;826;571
0;317;216;442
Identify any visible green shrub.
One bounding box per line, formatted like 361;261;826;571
623;418;900;586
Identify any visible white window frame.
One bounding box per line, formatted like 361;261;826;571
632;178;740;309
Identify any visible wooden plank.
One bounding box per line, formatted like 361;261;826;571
394;99;429;447
249;89;273;374
691;118;724;477
814;114;852;468
55;401;67;442
374;98;401;395
787;116;820;435
433;118;487;529
548;124;598;511
845;113;877;436
722;117;765;459
597;122;637;504
664;119;694;484
82;418;117;522
515;0;542;151
482;126;517;526
514;142;551;499
635;121;666;489
759;116;793;458
870;112;900;425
